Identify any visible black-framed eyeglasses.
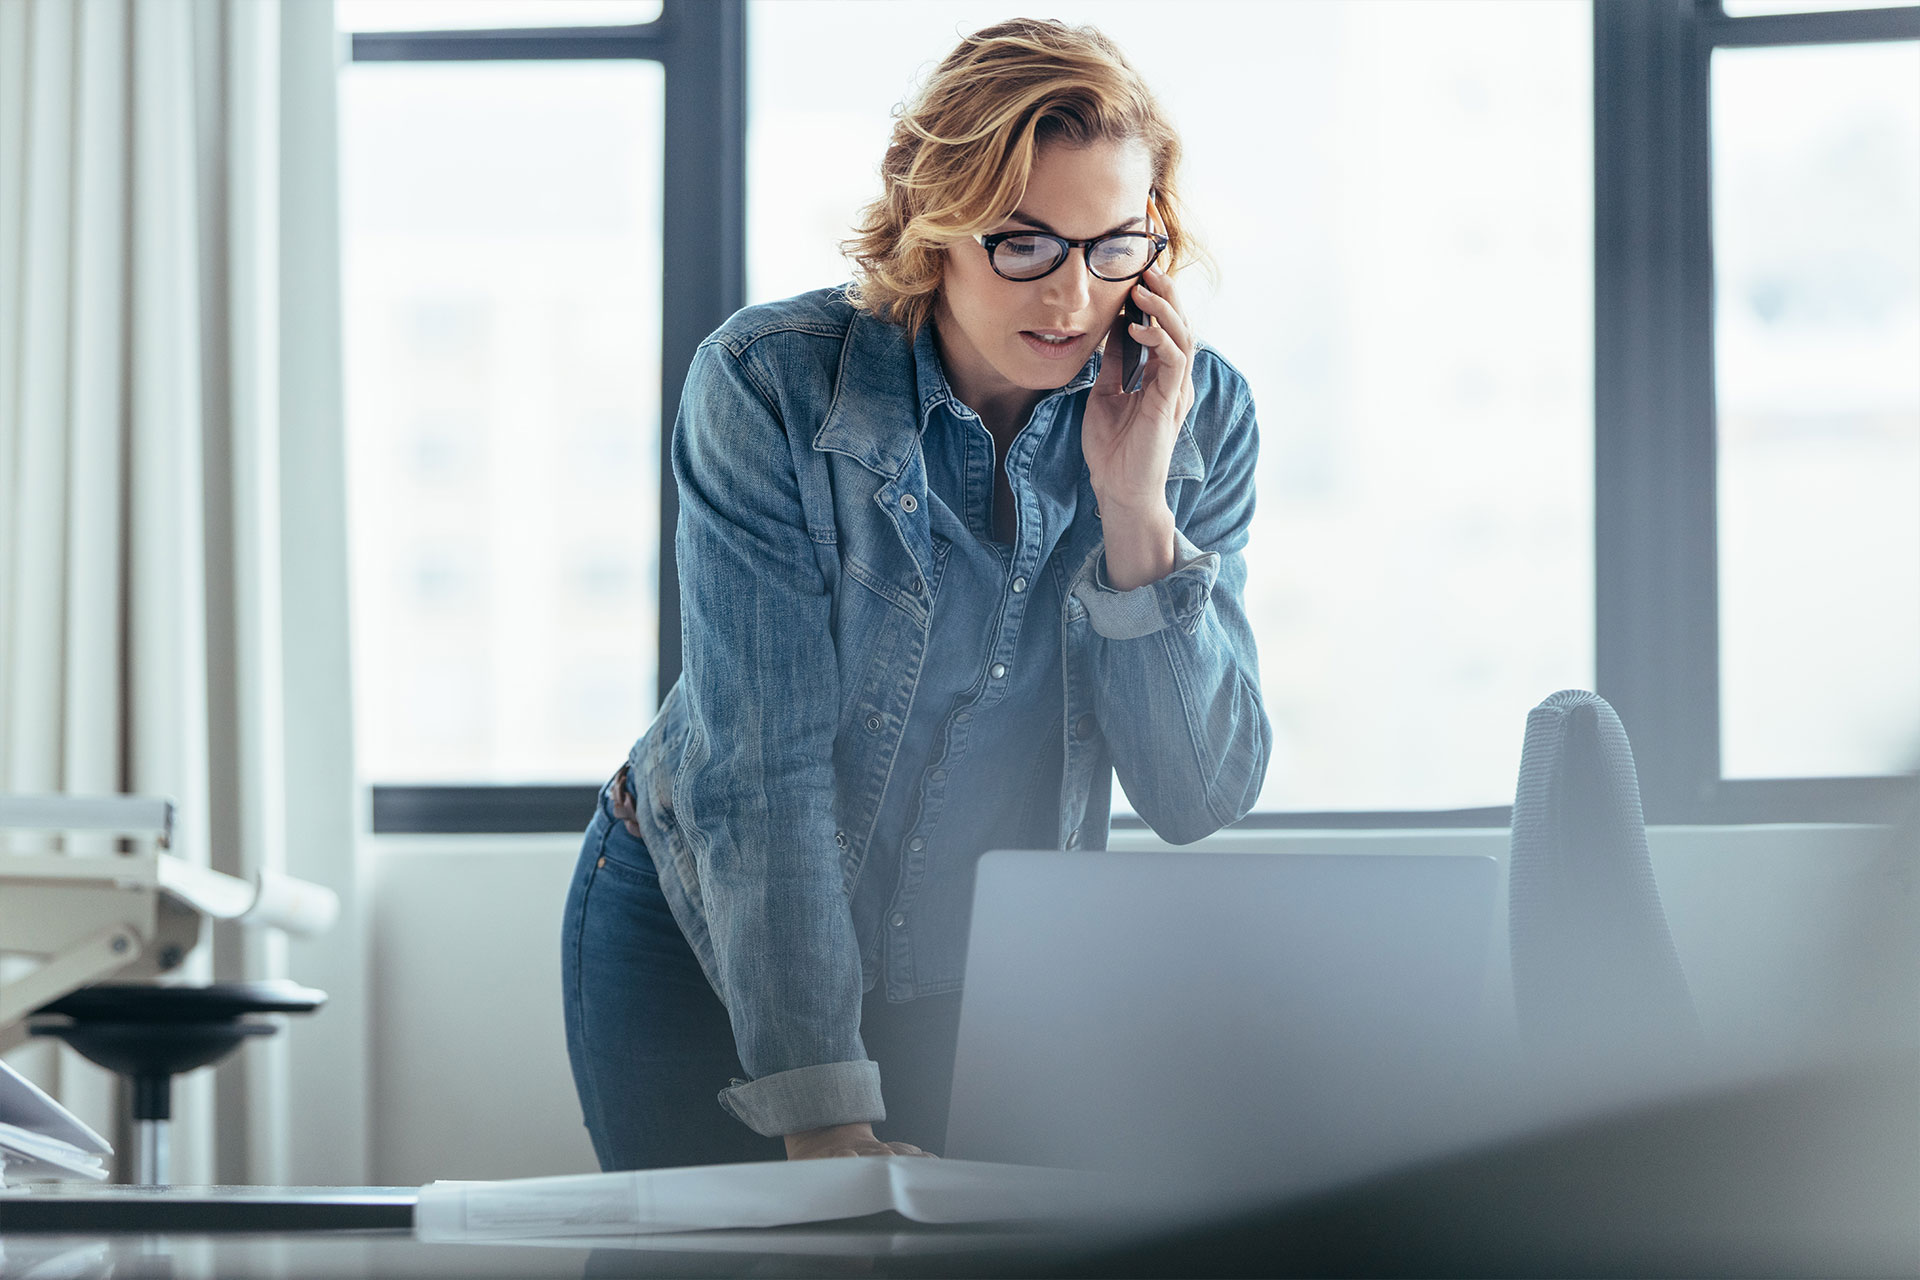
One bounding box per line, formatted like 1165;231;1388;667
973;228;1169;282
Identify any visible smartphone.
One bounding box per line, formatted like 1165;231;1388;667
1119;195;1157;394
1120;292;1149;394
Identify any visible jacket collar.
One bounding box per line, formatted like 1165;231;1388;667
812;307;927;480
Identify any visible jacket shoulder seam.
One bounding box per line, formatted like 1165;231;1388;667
711;317;852;357
696;338;784;419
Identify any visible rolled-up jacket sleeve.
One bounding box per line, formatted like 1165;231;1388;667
671;339;883;1137
1070;363;1271;844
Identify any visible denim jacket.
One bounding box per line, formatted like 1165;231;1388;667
624;287;1269;1138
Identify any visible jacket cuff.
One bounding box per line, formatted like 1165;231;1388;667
1071;530;1221;640
717;1060;886;1138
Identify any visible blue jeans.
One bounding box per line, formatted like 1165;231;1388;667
561;776;962;1170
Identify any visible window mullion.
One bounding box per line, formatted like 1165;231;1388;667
1594;0;1723;820
656;0;746;702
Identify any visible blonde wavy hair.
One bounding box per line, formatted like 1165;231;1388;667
843;18;1203;342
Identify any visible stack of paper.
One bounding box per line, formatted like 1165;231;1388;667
0;1058;111;1185
417;1157;1122;1241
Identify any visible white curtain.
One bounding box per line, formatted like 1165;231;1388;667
0;0;363;1185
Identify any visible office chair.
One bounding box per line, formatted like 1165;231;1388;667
29;981;325;1185
1508;689;1698;1065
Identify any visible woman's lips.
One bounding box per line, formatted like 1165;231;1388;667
1019;330;1086;360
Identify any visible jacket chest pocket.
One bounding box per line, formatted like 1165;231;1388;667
842;533;948;629
836;536;946;749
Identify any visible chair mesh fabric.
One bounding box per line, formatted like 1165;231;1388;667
1509;690;1698;1059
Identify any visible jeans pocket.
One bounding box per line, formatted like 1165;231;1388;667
596;785;660;878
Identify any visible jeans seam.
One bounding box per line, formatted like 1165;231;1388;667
570;796;619;1169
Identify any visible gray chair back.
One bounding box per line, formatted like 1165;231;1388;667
1509;689;1698;1061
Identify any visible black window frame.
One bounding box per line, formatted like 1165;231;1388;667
354;0;1920;835
352;0;742;834
1595;0;1920;828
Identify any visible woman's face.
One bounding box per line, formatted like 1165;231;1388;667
934;136;1155;416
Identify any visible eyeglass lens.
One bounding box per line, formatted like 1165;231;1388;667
992;233;1158;281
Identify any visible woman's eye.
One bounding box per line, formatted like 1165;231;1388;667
1002;237;1044;258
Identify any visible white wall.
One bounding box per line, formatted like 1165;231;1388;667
364;823;1916;1184
369;835;593;1186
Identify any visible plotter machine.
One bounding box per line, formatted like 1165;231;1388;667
0;794;339;1182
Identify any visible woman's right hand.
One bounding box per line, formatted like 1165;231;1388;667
783;1122;933;1160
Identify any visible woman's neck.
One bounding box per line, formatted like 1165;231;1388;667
929;307;1041;441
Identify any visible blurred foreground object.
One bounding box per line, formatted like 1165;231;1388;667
1051;726;1920;1277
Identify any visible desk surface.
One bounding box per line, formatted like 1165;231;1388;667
3;1050;1914;1280
0;1220;1096;1279
0;1185;416;1232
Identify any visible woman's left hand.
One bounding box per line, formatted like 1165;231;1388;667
1083;265;1196;588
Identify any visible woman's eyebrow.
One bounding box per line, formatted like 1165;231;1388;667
1001;211;1146;237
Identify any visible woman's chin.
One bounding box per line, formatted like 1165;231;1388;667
1000;352;1087;391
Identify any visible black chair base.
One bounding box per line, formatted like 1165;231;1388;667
30;980;326;1184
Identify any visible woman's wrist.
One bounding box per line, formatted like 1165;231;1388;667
1096;498;1177;590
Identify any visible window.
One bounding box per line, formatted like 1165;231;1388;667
341;58;665;784
339;1;663;29
1711;41;1920;778
341;2;742;831
750;0;1594;814
1722;0;1912;15
1596;0;1918;822
346;0;1918;831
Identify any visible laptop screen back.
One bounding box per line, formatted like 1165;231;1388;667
945;850;1502;1196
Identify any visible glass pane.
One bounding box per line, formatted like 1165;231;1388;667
341;61;665;784
1722;0;1913;16
1714;42;1920;778
336;0;661;32
749;0;1593;813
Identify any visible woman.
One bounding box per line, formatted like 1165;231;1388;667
562;17;1269;1170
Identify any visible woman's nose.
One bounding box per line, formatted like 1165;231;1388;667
1040;251;1095;311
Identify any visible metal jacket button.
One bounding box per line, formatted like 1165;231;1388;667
890;913;907;928
1075;713;1097;741
1011;576;1027;593
908;836;925;852
990;662;1007;679
899;493;918;513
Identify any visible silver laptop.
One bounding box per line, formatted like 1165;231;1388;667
944;850;1503;1199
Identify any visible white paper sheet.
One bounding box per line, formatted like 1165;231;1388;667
0;1059;110;1184
0;1123;108;1183
415;1158;1118;1241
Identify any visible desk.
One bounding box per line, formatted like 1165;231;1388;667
0;1186;414;1232
3;1051;1914;1279
0;1217;1097;1279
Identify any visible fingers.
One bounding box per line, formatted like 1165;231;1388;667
884;1141;935;1158
1130;266;1193;350
1093;308;1131;396
1126;277;1193;385
808;1140;934;1159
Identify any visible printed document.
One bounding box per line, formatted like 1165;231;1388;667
416;1157;1122;1240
